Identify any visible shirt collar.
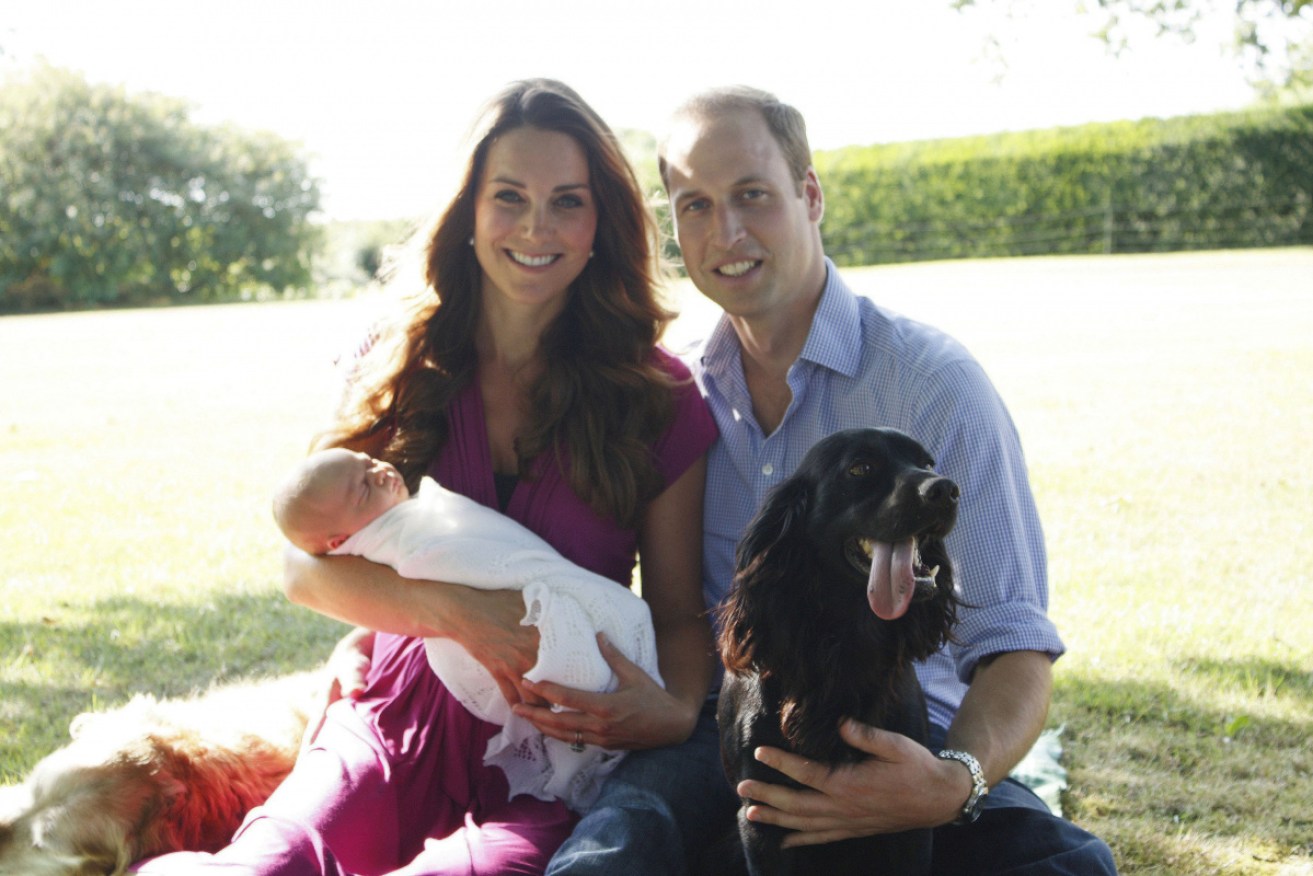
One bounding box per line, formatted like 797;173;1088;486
797;258;862;378
699;258;861;381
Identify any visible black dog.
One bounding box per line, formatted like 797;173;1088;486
717;427;961;876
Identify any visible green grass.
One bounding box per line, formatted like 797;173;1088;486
3;250;1311;874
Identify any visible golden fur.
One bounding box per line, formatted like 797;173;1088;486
0;672;321;876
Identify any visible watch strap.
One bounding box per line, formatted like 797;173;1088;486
937;748;988;825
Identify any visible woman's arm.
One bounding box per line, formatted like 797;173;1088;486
635;453;717;725
283;548;541;706
514;454;716;749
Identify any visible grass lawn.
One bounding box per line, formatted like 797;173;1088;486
3;249;1311;874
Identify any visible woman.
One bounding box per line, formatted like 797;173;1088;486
137;79;716;875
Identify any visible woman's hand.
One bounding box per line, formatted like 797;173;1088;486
511;632;698;750
284;547;545;708
442;586;546;707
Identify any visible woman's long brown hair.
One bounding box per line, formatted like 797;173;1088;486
320;79;675;527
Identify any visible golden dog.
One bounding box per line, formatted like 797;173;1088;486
0;672;321;876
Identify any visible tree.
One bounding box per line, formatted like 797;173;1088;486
952;0;1313;95
0;64;322;311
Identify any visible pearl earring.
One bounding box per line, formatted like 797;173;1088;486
468;236;475;246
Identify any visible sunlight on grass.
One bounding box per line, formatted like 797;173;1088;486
2;251;1311;874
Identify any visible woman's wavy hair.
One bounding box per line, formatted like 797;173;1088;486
321;79;675;527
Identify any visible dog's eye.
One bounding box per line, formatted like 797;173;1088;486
848;461;874;478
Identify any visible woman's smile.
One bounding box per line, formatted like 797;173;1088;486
473;127;597;314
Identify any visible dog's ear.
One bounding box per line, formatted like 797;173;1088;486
15;803;128;876
732;477;811;578
719;478;814;674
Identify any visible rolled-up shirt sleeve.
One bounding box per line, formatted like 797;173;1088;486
908;357;1064;689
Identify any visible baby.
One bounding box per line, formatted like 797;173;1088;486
272;448;663;812
273;447;411;555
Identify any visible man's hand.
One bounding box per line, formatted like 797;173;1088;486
736;719;969;848
511;633;698;751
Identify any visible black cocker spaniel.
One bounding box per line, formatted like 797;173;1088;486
717;427;962;876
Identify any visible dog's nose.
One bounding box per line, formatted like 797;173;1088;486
923;477;960;507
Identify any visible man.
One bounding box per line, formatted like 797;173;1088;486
652;86;1117;873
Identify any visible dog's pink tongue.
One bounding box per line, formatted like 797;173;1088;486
868;539;917;620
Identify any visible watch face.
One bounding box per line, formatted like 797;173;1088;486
962;794;984;823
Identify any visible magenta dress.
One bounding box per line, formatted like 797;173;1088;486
135;350;716;876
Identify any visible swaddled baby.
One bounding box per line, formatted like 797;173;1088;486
273;448;663;811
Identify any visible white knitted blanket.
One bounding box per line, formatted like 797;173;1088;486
332;477;663;811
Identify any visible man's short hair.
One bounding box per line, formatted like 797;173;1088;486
659;86;813;191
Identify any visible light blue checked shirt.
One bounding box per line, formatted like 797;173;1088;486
694;260;1064;730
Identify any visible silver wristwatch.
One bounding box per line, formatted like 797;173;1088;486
937;749;988;825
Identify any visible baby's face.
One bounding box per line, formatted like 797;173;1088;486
313;449;410;544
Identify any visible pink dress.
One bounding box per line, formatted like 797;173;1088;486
135;350;715;876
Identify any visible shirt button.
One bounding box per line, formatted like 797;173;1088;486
761;463;775;476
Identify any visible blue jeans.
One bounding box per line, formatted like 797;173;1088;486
545;700;736;876
926;725;1118;875
547;713;1116;876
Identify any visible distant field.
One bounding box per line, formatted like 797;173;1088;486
2;249;1311;874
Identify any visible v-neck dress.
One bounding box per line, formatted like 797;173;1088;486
137;349;715;876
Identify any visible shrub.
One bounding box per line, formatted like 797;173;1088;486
815;104;1313;265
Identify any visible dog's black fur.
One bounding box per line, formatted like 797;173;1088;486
717;428;962;876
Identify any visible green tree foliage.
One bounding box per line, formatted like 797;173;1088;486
815;104;1313;265
0;64;322;311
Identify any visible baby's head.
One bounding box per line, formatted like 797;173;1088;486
273;448;410;554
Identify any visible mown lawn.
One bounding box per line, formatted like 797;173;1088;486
2;249;1311;874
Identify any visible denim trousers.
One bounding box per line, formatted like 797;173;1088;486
925;724;1118;875
545;699;736;876
546;709;1117;876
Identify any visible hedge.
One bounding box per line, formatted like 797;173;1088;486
814;103;1313;266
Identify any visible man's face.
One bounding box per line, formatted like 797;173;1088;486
663;108;825;321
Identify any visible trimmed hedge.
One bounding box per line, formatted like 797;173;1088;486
814;104;1313;266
